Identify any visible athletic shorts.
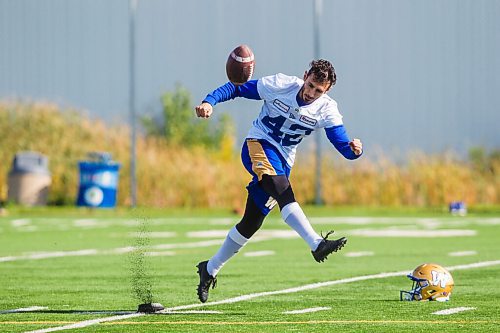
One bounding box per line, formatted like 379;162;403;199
241;138;291;215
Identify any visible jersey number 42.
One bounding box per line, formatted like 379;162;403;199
261;115;312;147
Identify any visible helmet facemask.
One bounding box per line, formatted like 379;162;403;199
400;263;453;302
400;275;427;301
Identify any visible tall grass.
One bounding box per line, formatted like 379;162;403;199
0;102;498;208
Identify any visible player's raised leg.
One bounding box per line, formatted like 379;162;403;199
259;174;347;262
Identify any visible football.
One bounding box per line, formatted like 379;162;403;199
226;44;255;85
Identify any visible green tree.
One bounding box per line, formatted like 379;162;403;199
142;84;233;149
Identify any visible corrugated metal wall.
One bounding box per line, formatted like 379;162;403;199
1;0;499;157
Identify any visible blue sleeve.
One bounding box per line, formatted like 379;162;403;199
202;80;261;106
325;125;362;160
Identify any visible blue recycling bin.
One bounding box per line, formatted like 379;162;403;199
76;152;120;208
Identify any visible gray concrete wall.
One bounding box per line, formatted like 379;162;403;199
1;0;499;158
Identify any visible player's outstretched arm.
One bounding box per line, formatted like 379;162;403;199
197;80;261;118
324;125;363;160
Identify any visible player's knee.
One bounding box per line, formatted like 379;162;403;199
236;196;266;239
236;215;264;238
260;174;289;195
260;174;296;209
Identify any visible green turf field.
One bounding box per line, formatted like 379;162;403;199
0;208;499;332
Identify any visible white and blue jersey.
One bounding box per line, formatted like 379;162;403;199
202;73;361;215
203;73;360;166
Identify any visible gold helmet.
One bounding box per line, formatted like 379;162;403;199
400;263;454;301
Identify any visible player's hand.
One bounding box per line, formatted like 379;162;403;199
195;102;213;119
349;138;363;155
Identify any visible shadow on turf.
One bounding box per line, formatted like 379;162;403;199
0;309;136;315
1;309;237;315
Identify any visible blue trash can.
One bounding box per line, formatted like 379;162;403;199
76;152;120;208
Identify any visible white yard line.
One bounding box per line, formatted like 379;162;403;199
0;306;47;314
11;219;31;227
151;239;224;250
283;307;331;314
0;250;99;262
344;251;374;257
1;232;297;263
347;229;476;237
165;310;223;314
24;259;500;333
432;307;476;315
144;251;176;257
127;231;177;238
25;313;144;333
0;240;224;263
243;250;275;257
449;251;477;257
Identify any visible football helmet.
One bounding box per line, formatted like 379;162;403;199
400;263;454;302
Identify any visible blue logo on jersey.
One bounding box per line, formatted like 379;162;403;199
272;99;290;113
299;115;317;126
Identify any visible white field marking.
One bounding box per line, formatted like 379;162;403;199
25;312;144;333
283;306;331;314
477;218;500;225
257;230;298;239
164;310;223;314
0;240;223;263
122;220;143;227
26;250;99;260
18;226;38;232
203;216;500;227
152;239;224;250
0;249;99;262
347;228;476;237
432;307;476;315
0;306;48;314
344;251;374;257
309;217;500;227
160;260;500;312
73;219;99;228
127;231;177;238
11;219;31;227
209;218;236;225
15;216;500;228
186;230;228;238
186;229;298;239
449;251;477;257
25;260;500;333
144;251;176;257
309;217;441;225
243;250;275;257
108;246;136;254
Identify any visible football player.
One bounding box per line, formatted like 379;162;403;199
194;59;363;303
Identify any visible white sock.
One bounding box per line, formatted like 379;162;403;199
207;226;248;277
281;202;323;251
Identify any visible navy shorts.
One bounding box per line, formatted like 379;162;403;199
241;139;291;215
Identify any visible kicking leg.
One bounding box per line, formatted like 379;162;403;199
259;174;347;262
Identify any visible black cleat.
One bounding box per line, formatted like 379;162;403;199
196;260;217;303
311;231;347;263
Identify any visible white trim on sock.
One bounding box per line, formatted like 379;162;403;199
228;226;249;246
281;202;297;220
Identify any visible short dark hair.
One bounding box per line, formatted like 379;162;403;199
307;59;336;88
